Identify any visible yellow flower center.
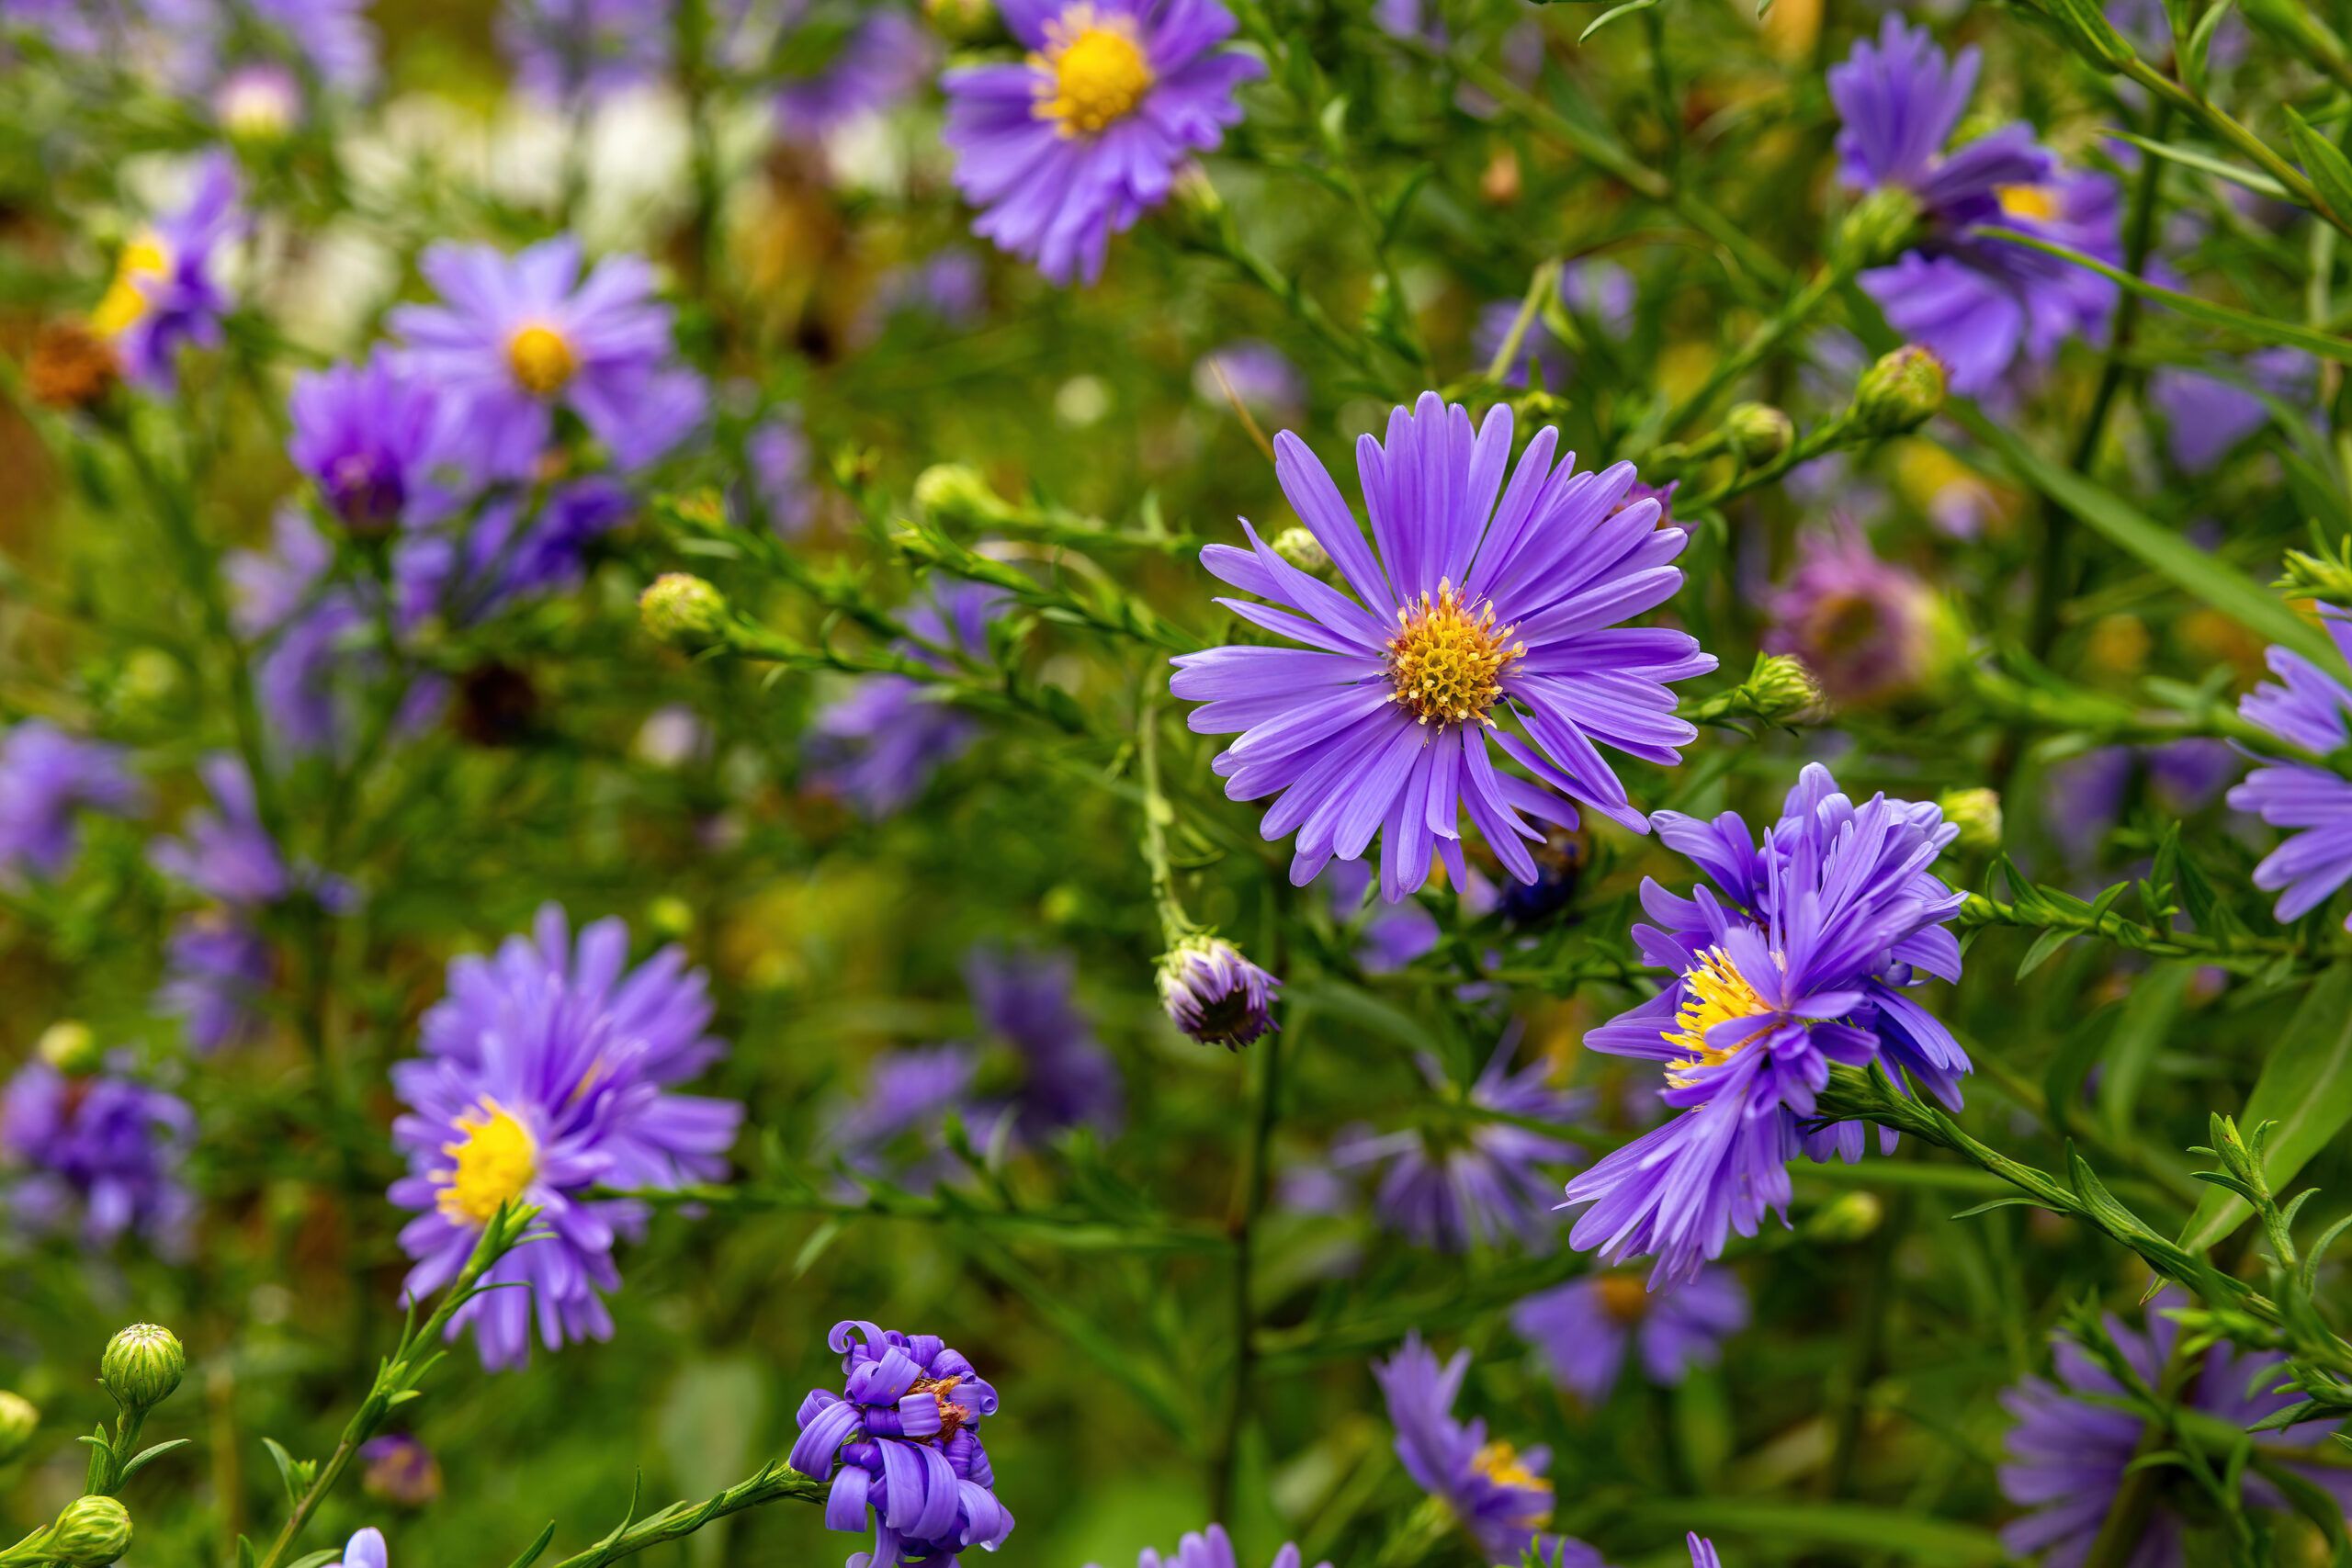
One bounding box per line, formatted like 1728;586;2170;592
1593;1272;1652;1325
1386;580;1522;728
90;233;173;338
1996;184;2060;222
506;322;577;396
1662;946;1776;1084
435;1098;538;1227
1471;1440;1554;1522
1034;9;1154;137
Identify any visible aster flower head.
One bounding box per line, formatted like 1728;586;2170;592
91;151;242;391
2227;612;2352;931
808;581;1003;818
1100;1524;1329;1568
942;0;1265;283
0;1057;195;1253
1374;1334;1602;1568
1565;763;1969;1284
157;912;271;1054
1761;520;1948;708
499;0;673;104
0;721;143;881
288;352;459;536
789;1321;1015;1568
1335;1032;1583;1251
1170;394;1714;903
1510;1267;1747;1401
1830;17;2118;394
1157;933;1281;1049
389;905;742;1368
389;235;705;481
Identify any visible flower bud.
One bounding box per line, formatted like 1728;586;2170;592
1156;934;1281;1050
45;1495;132;1566
912;463;1012;527
1804;1191;1883;1245
645;894;694;941
1724;402;1793;467
1851;346;1947;437
1835;186;1922;269
0;1390;39;1463
38;1021;103;1077
639;573;728;648
1744;653;1824;723
99;1324;185;1414
1938;787;2004;854
1270;525;1331;578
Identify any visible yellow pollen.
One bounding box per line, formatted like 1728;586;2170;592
1593;1272;1651;1325
1996;184;2060;222
1662;947;1776;1084
1471;1441;1554;1522
506;323;577;396
1033;9;1153;136
90;233;173;338
434;1098;538;1227
1385;580;1521;728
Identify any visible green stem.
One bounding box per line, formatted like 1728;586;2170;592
539;1463;829;1568
1136;675;1193;945
1644;259;1850;448
2117;58;2352;239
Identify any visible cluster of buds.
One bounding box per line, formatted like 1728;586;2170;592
0;1325;188;1568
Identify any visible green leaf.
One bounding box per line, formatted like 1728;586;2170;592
2106;132;2286;197
2287;110;2352;229
2034;0;2140;67
2097;961;2195;1147
505;1522;558;1568
1974;229;2352;363
2177;964;2352;1257
1577;0;1659;41
1952;404;2347;676
1950;1196;2066;1219
80;1426;110;1495
261;1437;303;1505
2018;927;2077;980
118;1438;193;1484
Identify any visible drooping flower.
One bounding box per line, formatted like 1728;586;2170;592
1170;394;1713;902
1156;933;1281;1049
288;351;458;535
1829;17;2118;394
157;912;272;1054
1999;1305;2352;1567
0;721;143;880
2228;611;2352;931
2148;347;2314;475
1760;521;1949;708
1373;1334;1602;1568
789;1321;1016;1568
1096;1523;1329;1568
389;235;706;481
90;150;242;390
1510;1267;1747;1401
498;0;673;105
1563;763;1968;1284
389;905;743;1368
941;0;1264;283
358;1435;442;1508
0;1057;195;1253
322;1528;389;1568
1335;1033;1582;1251
807;581;1001;818
965;945;1123;1134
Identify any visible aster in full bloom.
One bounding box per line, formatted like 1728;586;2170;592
389;904;743;1368
1094;1523;1329;1568
808;581;1002;818
1157;933;1281;1049
1170;394;1713;902
942;0;1264;284
1760;520;1950;708
390;235;706;481
1563;763;1968;1284
89;150;242;391
789;1321;1016;1568
499;0;672;105
1373;1334;1602;1568
2000;1304;2352;1566
1829;17;2118;395
0;1057;194;1253
1334;1032;1582;1251
1510;1267;1747;1401
0;721;143;880
288;351;459;535
2227;610;2352;931
157;912;271;1054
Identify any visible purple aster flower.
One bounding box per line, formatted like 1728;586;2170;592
1194;340;1306;416
1320;859;1440;973
821;1044;983;1190
2148;348;2314;474
746;2;933;140
91;150;242;391
157;912;271;1054
747;409;816;537
397;479;635;626
1097;1524;1329;1568
324;1529;388;1568
1564;763;1968;1284
0;1057;195;1253
390;235;705;481
1373;1334;1603;1568
288;351;459;536
1510;1267;1747;1401
2046;739;2234;865
0;721;143;880
1333;1032;1582;1252
1760;520;1942;707
788;1320;1016;1568
966;945;1122;1134
389;904;742;1369
1169;394;1714;902
2000;1305;2352;1566
942;0;1264;284
2228;611;2352;930
1156;933;1280;1049
358;1436;441;1508
1689;1537;1723;1568
1830;17;2119;394
807;581;1001;818
499;0;672;104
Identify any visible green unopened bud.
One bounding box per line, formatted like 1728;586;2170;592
45;1495;131;1565
1836;185;1923;268
1745;653;1824;722
99;1324;184;1415
1938;787;2004;853
0;1390;38;1463
1724;402;1793;467
645;894;694;941
1851;346;1947;437
912;464;1013;527
38;1021;102;1077
1806;1190;1884;1244
1270;525;1332;577
639;574;728;648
